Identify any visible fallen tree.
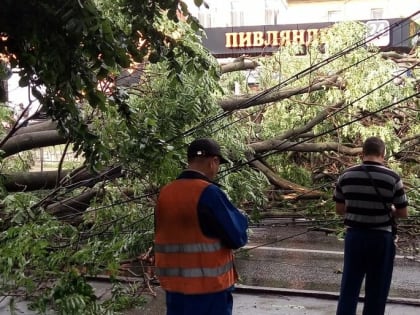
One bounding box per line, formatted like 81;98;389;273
0;10;419;313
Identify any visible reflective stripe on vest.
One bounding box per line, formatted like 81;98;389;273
154;242;223;253
157;260;234;278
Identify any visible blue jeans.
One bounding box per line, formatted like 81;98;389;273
166;287;233;315
336;228;395;315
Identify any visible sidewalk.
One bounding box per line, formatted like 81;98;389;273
134;285;420;315
2;282;419;315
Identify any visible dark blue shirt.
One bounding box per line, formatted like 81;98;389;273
177;170;248;249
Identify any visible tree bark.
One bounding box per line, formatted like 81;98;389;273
13;120;58;136
381;51;420;63
245;152;323;199
220;58;259;74
3;166;123;193
3;170;71;192
219;75;342;111
46;188;104;224
249;140;361;155
276;101;344;141
1;130;67;157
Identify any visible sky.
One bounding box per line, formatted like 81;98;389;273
7;72;39;117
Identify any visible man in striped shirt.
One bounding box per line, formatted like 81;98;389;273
334;136;408;315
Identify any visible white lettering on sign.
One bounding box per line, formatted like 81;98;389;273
366;20;390;46
225;29;322;48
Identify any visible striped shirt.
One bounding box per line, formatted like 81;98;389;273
333;161;408;230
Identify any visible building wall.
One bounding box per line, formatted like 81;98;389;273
184;0;419;27
185;0;288;27
285;0;419;23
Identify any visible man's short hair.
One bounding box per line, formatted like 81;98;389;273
363;136;385;156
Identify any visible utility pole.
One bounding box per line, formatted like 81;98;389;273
0;79;7;103
0;60;11;103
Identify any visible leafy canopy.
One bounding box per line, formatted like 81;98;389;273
0;0;203;168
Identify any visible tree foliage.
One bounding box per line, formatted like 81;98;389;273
215;19;419;251
0;1;218;313
0;0;205;167
0;1;269;313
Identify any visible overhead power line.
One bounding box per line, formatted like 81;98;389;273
220;90;419;177
47;11;420;222
165;10;419;144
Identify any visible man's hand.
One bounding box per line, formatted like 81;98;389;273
336;202;346;215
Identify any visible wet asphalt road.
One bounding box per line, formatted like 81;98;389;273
136;223;420;314
236;223;420;299
134;285;420;315
1;222;419;314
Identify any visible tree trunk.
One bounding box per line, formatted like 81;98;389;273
46;188;104;224
1;130;67;157
219;75;342;111
245;152;323;199
220;58;259;74
249;140;361;155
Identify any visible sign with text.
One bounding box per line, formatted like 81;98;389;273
366;20;390;46
202;18;413;57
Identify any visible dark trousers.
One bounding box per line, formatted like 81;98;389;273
336;228;395;315
166;288;233;315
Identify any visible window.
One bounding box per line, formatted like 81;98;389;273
265;9;279;25
231;11;244;26
230;1;244;26
328;10;342;22
198;12;212;27
265;0;279;25
371;8;384;19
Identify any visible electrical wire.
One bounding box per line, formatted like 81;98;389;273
54;88;419;225
219;90;419;178
28;13;420;243
163;11;419;145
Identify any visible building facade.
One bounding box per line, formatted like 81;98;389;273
185;0;419;27
183;0;419;57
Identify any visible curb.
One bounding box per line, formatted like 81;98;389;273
234;284;420;306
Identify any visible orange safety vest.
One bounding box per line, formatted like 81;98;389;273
155;178;237;294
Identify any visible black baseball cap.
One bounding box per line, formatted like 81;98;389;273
187;138;228;164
